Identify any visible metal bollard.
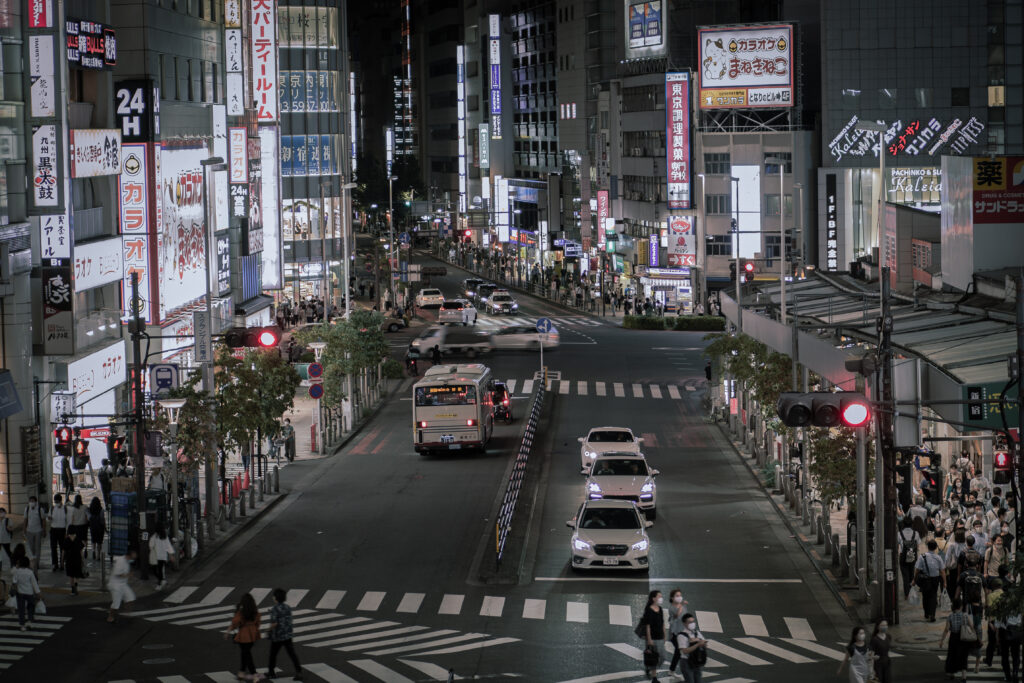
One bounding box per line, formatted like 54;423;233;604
258;477;265;502
249;484;256;509
238;486;246;517
273;466;280;493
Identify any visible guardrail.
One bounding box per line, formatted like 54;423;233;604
494;376;546;566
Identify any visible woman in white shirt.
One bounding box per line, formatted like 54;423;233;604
11;556;40;631
147;522;174;590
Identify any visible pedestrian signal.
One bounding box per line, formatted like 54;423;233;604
995;451;1011;472
72;438;89;469
55;426;73;445
777;392;872;428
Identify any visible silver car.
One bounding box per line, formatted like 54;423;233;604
489;325;560;350
584;452;659;519
438;299;478;326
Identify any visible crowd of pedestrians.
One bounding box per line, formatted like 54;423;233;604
635;588;707;683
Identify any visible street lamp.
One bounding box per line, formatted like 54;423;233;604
697;173;707;312
793;182;804;278
341;181;358;318
765;156;788;319
388;174;398;309
154;397;186;545
731;175;741;332
512;208;522;287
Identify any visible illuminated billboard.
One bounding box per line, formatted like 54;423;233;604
698;24;794;109
665;73;691;210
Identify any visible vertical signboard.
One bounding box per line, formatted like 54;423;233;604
489;14;502;141
825;173;838;271
478;124;490;168
250;0;278;122
972;156;1024;224
496;175;509;242
259;126;281;289
41;251;73;355
28;35;56;117
385;127;393;176
597;190;609;249
665;73;691;211
119;144;153;323
158;146;207;319
457;45;467;214
649;234;660;267
666;216;696;267
32;124;59;208
115;79;158;142
349;72;358;176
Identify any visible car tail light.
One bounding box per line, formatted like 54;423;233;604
503;398;509;406
466;419;477;426
418;421;428;428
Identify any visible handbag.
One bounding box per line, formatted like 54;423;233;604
907;585;921;606
633;620;647;639
939;589;952;612
35;598;46;615
960;611;979;643
642;645;660;666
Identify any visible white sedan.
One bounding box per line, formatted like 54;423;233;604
438;299;478;325
415;288;445;308
578;426;643;472
566;499;652;572
489;325;559;350
584;453;659;519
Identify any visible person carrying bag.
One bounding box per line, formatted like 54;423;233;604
224;593;262;681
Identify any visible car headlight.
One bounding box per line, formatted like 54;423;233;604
573;537;592;552
584;449;596;459
631;539;649;552
512;303;518;308
587;481;602;493
640;481;654;493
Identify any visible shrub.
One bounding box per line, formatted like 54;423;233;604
622;315;667;330
381;358;404;379
673;315;726;331
298;351;316;363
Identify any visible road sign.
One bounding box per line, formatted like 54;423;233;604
51;391;76;424
536;317;553;334
149;363;180;396
308;362;324;379
193;310;211;363
399;232;410;244
308;383;324;400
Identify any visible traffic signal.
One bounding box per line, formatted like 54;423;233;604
107;433;125;461
730;260;737;279
224;325;282;348
72;438;89;469
777;392;872;428
54;426;73;445
994;450;1012;484
743;260;755;283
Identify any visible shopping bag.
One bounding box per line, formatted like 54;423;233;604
4;595;15;609
961;616;979;643
35;598;46;615
907;586;921;606
939;589;952;612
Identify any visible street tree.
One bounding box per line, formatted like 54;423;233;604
150;374;218;478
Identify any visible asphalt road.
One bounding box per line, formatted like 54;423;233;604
11;249;950;682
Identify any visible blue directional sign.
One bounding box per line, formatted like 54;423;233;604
399;232;411;244
536;317;553;334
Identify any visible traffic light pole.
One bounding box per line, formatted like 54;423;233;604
130;273;149;578
878;266;898;625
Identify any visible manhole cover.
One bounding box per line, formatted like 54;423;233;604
143;644;173;650
143;658;176;665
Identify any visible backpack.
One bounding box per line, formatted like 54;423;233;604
962;570;984;604
688;643;708;667
899;531;918;564
959;548;982;571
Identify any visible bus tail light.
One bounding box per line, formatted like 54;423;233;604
502;398;509;406
418;421;428;428
466;419;477;426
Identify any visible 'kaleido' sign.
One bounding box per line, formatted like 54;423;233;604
828;114;986;164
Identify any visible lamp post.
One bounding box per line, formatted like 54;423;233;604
697;172;707;312
793;182;804;278
765;157;787;319
200;156;226;540
388;174;398;309
341;181;358;317
319;180;330;311
731;175;741;332
512;208;522;288
855;120;887;273
154;398;186;543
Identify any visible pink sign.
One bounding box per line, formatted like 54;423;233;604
597;190;609;248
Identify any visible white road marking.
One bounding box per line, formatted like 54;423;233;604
348;659;415;683
534;576;803;583
739;614;769;637
668;385;681;399
779;638;846;660
411;636;519;657
301;662;361;683
199;586;233;605
366;633;489;657
784;616;816;641
287;589;309;607
398;659;462;681
522;379;534;394
705;640;771;665
316;590;346;610
314;625;429;647
357;591;386;611
578;381;588;395
596;382;607;396
649;385;662;399
566;601;589;623
522;599;546;619
206;673;244;683
613;383;625;397
479;596;505;617
608;604;632;626
291;616;367;634
632;383;643;398
163;586;197;604
559;380;571;395
605;642;644;660
248;588;272;606
695;610;722;632
438;594;464;615
157;677;191;683
151;606;232;623
337;629;458;652
132;602;210;617
299;621;399;647
507;379;517;394
555;672;645;683
396;593;425;613
734;637;815;663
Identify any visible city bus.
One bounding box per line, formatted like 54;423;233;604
412;364;495;455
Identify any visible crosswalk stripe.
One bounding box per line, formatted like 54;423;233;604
292;615;366;633
608;604;632;626
566;601;588;623
578;381;588;396
668;385;681;399
196;609;316;630
300;621;399;647
0;615;68;624
365;632;488;657
199;586;233;605
398;659;457;682
779;638;845;660
168;608;235;627
507;379;517;394
357;591;386;611
712;679;757;683
733;637;815;663
705;640;771;665
148;605;231;622
287;589;309;607
784;617;816;641
316;625;429;647
613;383;625;397
337;629;459;652
396;593;425;613
157;677;190;683
632;383;643;398
438;594;464;615
596;382;607;396
303;662;361;683
556;673;650;683
349;658;415;682
522;379;534;394
559;380;570;395
413;636;519;657
249;588;273;606
205;673;240;683
164;586;198;604
696;610;722;633
479;596;505;617
739;614;769;637
0;636;44;645
649;385;662;399
605;642;644;660
316;590;346;610
523;598;546;619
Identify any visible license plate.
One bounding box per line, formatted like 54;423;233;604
440;435;454;443
602;558;619;566
449;444;462;450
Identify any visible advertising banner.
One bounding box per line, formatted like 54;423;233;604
278;7;339;47
259;127;282;289
478;124;490;168
698;24;793;109
628;3;645;48
250;0;278;122
828;115;987;165
643;2;662;46
649;234;660;267
42;259;73;355
489;14;502;140
32;124;60;208
666;216;695;267
28;35;56;118
66;19;117;70
597;190;609;249
67;339;126;405
28;0;52;28
74;237;122;291
972;157;1024;224
115;79;159;142
119;143;154;323
158;146;207;318
216;233;231;295
825;173;838;271
39;212;70;260
69;129;121;178
665;73;691;210
229;127;247;183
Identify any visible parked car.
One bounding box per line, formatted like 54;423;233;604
381;312;408;333
438;299;478;326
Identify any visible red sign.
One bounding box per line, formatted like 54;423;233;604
667;254;695;267
972;157;1024;224
597;190;609;248
28;0;51;27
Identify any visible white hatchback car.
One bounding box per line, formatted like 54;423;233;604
566;499;652;572
415;288;445;308
438;299;478;325
489;325;559;350
584;453;659;519
578;427;643;472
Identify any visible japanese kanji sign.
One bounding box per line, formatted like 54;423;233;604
698;24;794;109
665;72;691;210
250;0;279;122
32;124;59;208
118;143;154;323
39;212;70;259
972;156;1024;224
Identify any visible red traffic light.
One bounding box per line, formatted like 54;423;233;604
995;451;1011;471
777;392;871;428
744;261;755;273
841;399;871;428
55;426;73;445
224;325;282;348
256;328;279;348
464;230;472;238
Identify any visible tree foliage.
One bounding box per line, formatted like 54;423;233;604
151;373;218;476
703;332;793;425
292;311;390;409
214;347;301;454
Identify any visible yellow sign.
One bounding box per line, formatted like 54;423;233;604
700;89;746;109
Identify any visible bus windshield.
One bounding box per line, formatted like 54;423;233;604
415;385;478;407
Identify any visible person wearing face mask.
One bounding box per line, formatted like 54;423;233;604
21;496;45;571
940;597;970;680
984;535;1010;579
869;619;891;683
640;590;666;681
665;589;689;675
838;626;871;683
675;614;707;683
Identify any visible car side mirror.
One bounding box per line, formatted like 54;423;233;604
565;520;575;528
651;469;660;476
637;437;645;443
580;468;588;476
577;437;585;443
645;520;654;528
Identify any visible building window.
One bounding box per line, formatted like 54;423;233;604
706;193;731;215
952;87;970;106
763;152;792;174
765;194;793;216
706;234;732;256
704;152;730;175
622;84;664;112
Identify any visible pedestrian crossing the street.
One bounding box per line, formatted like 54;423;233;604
500;377;706;399
0;614;72;672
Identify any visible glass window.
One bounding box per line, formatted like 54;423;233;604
878;88;898;109
706;234;732;256
706;194;732;215
704;152;731;175
914;88;933;108
763;152;792;174
951;87;970;106
766;194;794;216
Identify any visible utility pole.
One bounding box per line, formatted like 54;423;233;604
130;273;149;578
878;266;898;624
1015;275;1024;547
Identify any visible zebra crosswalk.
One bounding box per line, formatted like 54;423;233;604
502;377;706;399
0;614;72;672
107;658;493;682
473;314;607;330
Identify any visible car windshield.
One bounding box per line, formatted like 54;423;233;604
441;301;464;309
579;507;641;530
592;459;649;477
493;296;512;302
423;290;441;296
589;430;634;443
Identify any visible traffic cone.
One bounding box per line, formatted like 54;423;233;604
233;474;241;498
243;470;250;491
